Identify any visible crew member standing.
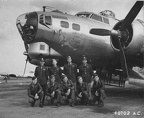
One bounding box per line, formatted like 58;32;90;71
34;58;49;105
79;56;93;99
64;56;77;83
49;59;62;83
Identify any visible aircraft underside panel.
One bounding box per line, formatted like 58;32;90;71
28;42;62;59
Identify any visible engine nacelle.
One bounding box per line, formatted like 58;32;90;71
111;19;144;56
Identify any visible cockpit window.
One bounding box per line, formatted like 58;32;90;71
103;17;109;24
76;13;91;18
91;14;102;22
75;11;110;24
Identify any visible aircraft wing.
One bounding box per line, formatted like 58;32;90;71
0;74;16;78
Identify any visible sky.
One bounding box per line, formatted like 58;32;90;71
0;0;143;75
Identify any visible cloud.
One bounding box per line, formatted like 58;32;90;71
0;21;15;41
30;0;77;13
0;0;143;75
29;0;141;19
29;0;143;20
30;0;113;14
0;0;37;75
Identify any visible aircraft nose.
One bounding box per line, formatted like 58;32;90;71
16;12;38;43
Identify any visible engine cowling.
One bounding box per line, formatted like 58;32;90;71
111;19;144;56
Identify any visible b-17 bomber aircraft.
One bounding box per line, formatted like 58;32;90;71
16;1;144;87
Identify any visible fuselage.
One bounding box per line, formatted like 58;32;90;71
16;10;144;69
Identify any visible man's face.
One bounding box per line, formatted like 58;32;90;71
51;77;55;83
67;58;72;63
63;77;68;83
82;60;87;64
78;77;83;84
32;78;37;84
40;61;45;66
94;76;99;82
52;59;57;66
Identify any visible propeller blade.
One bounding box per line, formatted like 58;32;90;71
117;37;129;79
90;29;111;36
23;57;28;76
120;1;143;31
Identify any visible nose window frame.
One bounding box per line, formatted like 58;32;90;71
45;15;52;25
39;14;52;26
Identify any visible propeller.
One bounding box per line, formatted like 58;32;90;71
119;1;143;31
117;36;129;79
90;1;143;79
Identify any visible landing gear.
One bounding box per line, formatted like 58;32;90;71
101;69;125;87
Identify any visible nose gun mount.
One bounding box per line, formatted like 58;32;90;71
16;12;38;44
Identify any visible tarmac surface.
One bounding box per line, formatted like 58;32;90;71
0;77;144;118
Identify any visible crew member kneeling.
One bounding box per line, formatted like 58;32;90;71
60;75;75;107
28;76;44;108
91;74;106;107
75;76;89;105
45;75;61;106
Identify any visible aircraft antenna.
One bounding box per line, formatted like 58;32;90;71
43;6;46;12
64;0;68;13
